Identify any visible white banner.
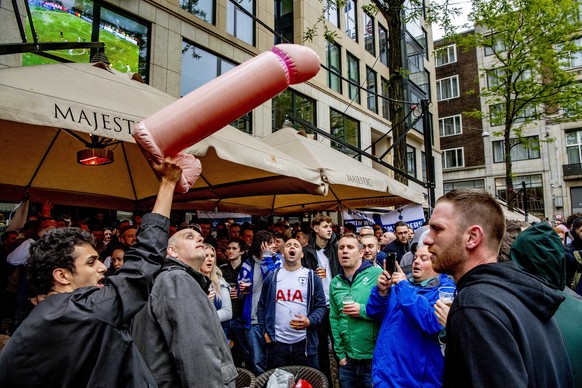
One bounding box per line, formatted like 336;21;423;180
343;204;425;232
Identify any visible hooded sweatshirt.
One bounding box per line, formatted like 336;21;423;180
443;262;572;388
511;222;582;387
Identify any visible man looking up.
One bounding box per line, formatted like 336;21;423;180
367;245;455;387
302;213;340;382
0;157;187;387
424;189;573;387
132;221;236;387
258;238;326;369
329;233;382;388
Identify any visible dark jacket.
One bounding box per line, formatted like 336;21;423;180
302;232;340;278
564;219;582;289
443;262;573;388
511;222;582;387
382;239;409;262
0;213;168;387
257;267;327;355
132;258;237;388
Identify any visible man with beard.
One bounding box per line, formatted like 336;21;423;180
257;238;326;369
423;189;573;387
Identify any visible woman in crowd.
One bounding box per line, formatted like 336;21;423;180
202;244;232;323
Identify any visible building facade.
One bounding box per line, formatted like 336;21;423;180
435;31;581;221
1;0;439;213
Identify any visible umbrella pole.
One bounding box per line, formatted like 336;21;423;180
27;129;62;188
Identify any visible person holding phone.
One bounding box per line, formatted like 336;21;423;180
366;245;455;388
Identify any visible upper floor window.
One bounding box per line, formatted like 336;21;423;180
492;136;540;163
325;0;340;27
182;42;251;133
347;52;360;104
364;13;375;56
227;0;255;46
489;103;536;126
330;108;360;159
439;115;462;137
379;24;388;67
407;146;417;177
435;44;457;67
179;0;215;24
560;38;582;69
436;75;459;101
345;0;358;41
272;89;316;133
442;148;464;169
381;77;390;121
274;0;294;44
327;41;342;93
484;34;506;56
367;67;377;113
566;130;582;163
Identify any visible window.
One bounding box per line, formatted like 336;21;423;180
24;1;150;81
227;0;254;45
407;146;417;177
439;115;462;137
366;67;377;113
436;76;459;101
347;52;360;104
381;77;390;121
484;34;506;56
442;148;464;169
489;103;536;126
435;44;457;67
379;24;388;67
444;180;485;194
272;89;316;133
179;0;215;24
330;109;360;159
495;174;544;214
181;42;251;133
486;68;505;90
325;0;340;27
327;41;342;93
364;13;375;56
345;0;357;41
560;38;582;69
274;0;293;44
566;130;582;163
492;136;540;163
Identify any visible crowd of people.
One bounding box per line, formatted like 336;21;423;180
0;157;579;387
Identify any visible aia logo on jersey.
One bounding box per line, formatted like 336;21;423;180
276;289;304;302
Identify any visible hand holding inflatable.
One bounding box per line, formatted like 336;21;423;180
133;44;320;193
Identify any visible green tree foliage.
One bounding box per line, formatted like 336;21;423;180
459;0;582;207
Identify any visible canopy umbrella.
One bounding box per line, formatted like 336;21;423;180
0;63;325;211
172;127;424;215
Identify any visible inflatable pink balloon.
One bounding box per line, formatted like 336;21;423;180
133;44;320;193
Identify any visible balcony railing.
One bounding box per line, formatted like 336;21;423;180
563;163;582;179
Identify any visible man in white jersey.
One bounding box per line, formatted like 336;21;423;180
258;238;327;370
302;214;340;381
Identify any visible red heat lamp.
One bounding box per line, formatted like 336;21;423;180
77;148;114;166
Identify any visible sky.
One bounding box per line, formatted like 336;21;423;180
432;0;473;40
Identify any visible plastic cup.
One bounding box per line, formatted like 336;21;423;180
439;287;456;307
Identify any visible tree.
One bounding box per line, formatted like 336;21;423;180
460;0;582;208
305;0;459;186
